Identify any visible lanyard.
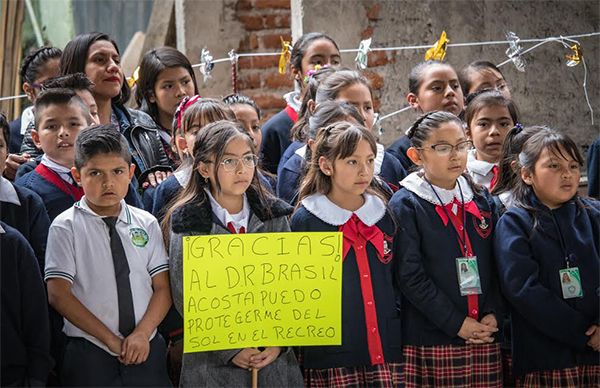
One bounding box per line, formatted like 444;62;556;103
549;210;572;268
426;178;469;256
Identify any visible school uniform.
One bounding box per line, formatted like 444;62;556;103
291;193;403;387
587;136;600;198
260;92;300;174
387;134;414;172
494;194;600;386
1;222;52;387
0;175;50;271
467;149;499;191
278;140;304;176
44;197;171;387
15;155;143;221
8;117;24;154
389;173;503;388
169;186;303;387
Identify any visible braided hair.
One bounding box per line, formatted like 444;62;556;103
20;46;62;84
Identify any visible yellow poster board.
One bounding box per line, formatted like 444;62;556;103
183;232;343;353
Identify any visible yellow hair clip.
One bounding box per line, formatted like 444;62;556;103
565;43;582;67
278;37;292;74
425;31;449;61
127;66;140;88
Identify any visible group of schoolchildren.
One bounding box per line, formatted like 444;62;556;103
1;30;598;388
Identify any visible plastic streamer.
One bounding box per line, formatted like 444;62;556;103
504;31;526;72
425;31;449;61
127;66;140;88
278;37;292;74
355;38;372;70
229;49;239;94
199;48;214;83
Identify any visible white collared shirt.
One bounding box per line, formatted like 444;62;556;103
466;149;497;190
401;172;474;214
301;193;386;227
44;197;169;355
20;106;35;135
204;189;250;233
41;154;74;184
0;176;20;205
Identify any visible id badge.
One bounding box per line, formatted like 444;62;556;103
559;267;583;299
456;256;482;296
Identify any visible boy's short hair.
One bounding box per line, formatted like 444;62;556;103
42;73;95;92
34;88;92;129
0;113;9;146
74;124;131;170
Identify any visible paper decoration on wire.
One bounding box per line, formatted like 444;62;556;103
565;43;582;67
127;66;140;88
279;37;292;74
425;31;449;61
355;38;372;70
505;31;526;72
304;64;325;84
229;49;239;94
199;48;214;83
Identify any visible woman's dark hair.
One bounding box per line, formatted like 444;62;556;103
464;89;519;129
60;32;130;106
459;60;507;96
408;60;453;94
135;47;199;126
20;46;62;84
290;32;339;89
492;125;549;196
222;94;261;120
512;128;583;216
162;120;273;242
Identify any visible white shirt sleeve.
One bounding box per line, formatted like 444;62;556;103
146;219;169;277
44;222;76;283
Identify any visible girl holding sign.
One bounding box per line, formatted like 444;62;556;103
291;122;402;386
164;121;303;387
494;129;600;386
389;111;502;387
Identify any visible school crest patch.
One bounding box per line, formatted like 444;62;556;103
129;227;149;247
472;211;492;239
380;234;394;264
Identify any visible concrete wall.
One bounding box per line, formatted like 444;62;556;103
293;0;599;162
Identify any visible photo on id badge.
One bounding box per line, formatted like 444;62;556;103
456;257;482;296
559;267;583;299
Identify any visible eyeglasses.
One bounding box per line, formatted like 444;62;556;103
219;155;259;172
417;140;473;156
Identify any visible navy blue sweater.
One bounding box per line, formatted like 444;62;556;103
1;222;52;386
0;182;50;271
260;108;295;174
494;195;600;376
278;140;303;177
8;118;24;154
389;188;502;346
15;170;143;221
387;135;414;172
587;136;600;198
290;207;402;368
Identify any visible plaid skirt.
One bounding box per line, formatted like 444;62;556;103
502;349;515;387
403;343;502;388
516;364;600;388
304;362;403;388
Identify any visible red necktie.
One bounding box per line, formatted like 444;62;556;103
489;165;499;190
226;222;245;234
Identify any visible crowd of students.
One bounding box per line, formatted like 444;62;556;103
1;30;598;388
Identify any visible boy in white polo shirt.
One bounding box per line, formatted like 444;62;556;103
45;124;172;386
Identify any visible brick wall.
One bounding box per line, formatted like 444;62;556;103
235;0;293;119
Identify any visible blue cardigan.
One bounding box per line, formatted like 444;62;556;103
389;187;502;346
260;108;295;174
290;206;402;368
387;135;414;172
494;195;599;376
278;140;303;177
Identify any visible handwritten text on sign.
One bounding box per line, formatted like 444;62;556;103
183;232;343;353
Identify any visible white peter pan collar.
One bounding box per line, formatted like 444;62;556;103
295;145;307;159
174;165;192;187
467;149;496;176
400;172;474;206
0;176;20;205
301;193;386;227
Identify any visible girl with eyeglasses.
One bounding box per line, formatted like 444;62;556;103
163;120;303;387
389;111;503;387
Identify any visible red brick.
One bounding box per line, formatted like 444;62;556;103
366;3;381;20
263;72;293;89
238;33;259;51
373;97;381;112
248;93;287;110
238;72;262;89
364;71;384;90
238;55;279;69
367;51;392;67
255;0;290;9
236;0;253;12
261;33;292;49
361;26;374;40
264;14;290;29
238;15;263;30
